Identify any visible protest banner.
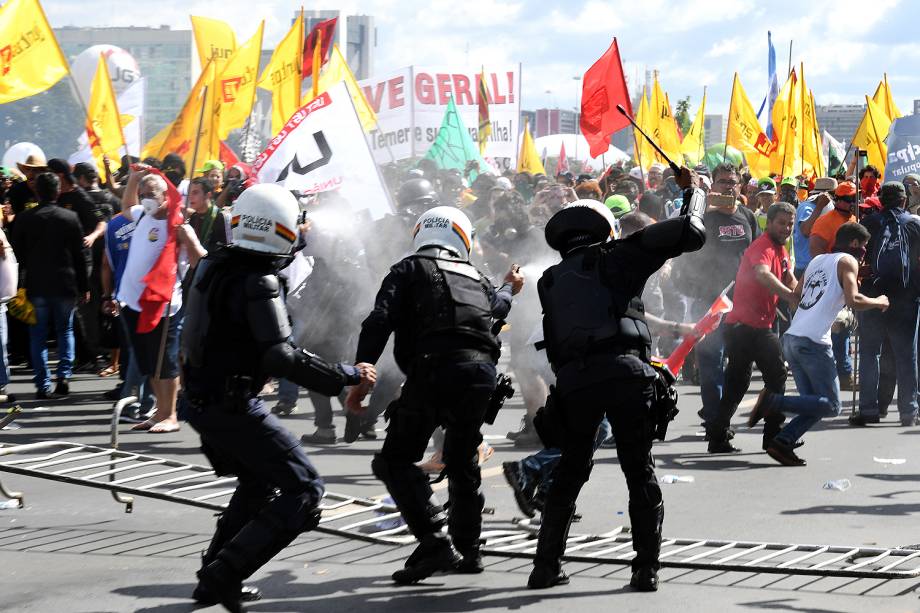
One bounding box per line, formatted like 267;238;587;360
884;114;920;182
254;81;393;220
359;65;522;168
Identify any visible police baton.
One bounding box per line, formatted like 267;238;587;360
616;104;682;177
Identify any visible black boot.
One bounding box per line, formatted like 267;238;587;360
392;533;462;584
196;559;246;613
629;502;663;592
455;544;484;574
193;514;263;606
527;503;575;589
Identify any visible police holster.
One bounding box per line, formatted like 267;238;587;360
483;373;514;425
649;362;679;441
533;385;564;449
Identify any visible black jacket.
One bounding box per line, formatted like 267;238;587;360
11;201;89;298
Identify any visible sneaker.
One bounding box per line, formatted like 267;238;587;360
901;415;920;427
848;412;880;426
119;403;145;423
503;461;537;518
766;439;807;466
418;451;445;474
300;428;336;445
35;389;54;401
53;379;70;397
271;400;298;416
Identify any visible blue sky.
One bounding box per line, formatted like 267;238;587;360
43;0;919;117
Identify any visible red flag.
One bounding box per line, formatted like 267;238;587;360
302;17;337;78
580;38;632;159
555;141;569;176
136;168;184;333
219;140;240;167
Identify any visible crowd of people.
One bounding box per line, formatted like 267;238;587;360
1;143;918;608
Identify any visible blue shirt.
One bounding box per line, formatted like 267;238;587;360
104;213;136;292
793;199;832;273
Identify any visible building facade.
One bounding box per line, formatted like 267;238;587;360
56;25;193;141
815;104;864;146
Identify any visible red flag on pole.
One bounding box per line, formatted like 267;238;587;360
136;168;184;333
580;38;632;159
555;141;569;176
302;17;337;78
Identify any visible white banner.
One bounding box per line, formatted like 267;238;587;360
359;65;522;167
254;81;393;220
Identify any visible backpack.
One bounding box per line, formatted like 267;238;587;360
874;210;911;289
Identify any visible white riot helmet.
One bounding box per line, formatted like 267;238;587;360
412;206;474;259
544;198;619;252
230;183;300;255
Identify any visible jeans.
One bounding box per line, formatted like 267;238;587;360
522;417;612;499
691;298;725;427
277;378;299;404
858;302;920;422
831;330;852;377
0;305;9;388
29;295;76;392
775;335;840;445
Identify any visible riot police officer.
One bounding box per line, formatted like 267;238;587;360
181;184;376;612
529;170;705;592
346;205;524;584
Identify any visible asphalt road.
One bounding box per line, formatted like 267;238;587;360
2;359;920;612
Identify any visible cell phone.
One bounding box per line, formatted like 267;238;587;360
706;193;735;209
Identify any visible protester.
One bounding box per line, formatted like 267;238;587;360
115;167;206;433
707;202;797;453
186;177;231;254
809;181;856;256
750;223;888;465
851;182;920;426
10;172;88;399
673;163;760;445
196;160;225;190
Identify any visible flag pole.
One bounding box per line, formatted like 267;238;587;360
723;78;736;161
153;85;209;379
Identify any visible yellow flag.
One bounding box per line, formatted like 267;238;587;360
85;54;125;172
311;30;323;99
301;44;378;132
864;95;893;175
649;75;682;164
632;87;654;170
191;16;237;73
797;65;821;177
681;88;706;166
517;119;546;175
769;70;803;177
878;73;902;121
726;73;772;179
806;90;825;177
0;0;69;104
215;21;263;140
153;61;218;174
259;13;304;135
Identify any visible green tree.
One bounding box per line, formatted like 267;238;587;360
675;96;692;134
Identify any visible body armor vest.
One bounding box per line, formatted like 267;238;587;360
409;252;499;358
538;244;651;370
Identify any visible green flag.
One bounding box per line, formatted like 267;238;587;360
424;95;491;174
822;130;846;176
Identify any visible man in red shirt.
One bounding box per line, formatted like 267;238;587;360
707;202;799;453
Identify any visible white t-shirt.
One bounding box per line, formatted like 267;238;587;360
787;252;848;345
116;205;188;315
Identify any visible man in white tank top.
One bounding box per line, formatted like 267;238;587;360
748;223;889;466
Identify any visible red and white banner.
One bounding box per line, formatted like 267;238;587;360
254;81;393;220
359;64;522;167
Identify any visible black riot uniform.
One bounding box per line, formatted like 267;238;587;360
529;186;706;592
355;245;513;583
180;246;362;610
